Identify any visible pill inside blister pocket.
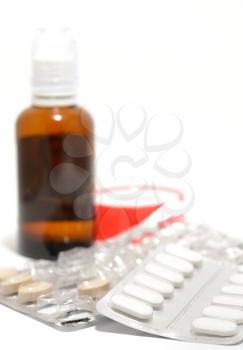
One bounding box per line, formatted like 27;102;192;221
123;283;164;308
0;273;32;296
18;281;53;303
202;305;243;324
212;295;243;309
78;277;110;297
155;252;194;277
192;317;238;337
221;284;243;296
134;272;174;298
111;294;153;320
164;244;202;267
0;268;17;282
229;274;243;286
145;262;184;287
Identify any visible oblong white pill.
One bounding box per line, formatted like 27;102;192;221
123;283;164;308
192;317;238;337
145;262;184;287
0;273;32;296
222;284;243;296
111;294;153;320
18;281;53;303
134;272;174;298
155;252;194;277
238;265;243;273
213;295;243;309
0;269;17;282
165;244;202;267
202;305;243;324
229;274;243;286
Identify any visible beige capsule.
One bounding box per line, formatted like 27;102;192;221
0;268;17;282
0;273;32;296
78;277;110;297
18;281;53;303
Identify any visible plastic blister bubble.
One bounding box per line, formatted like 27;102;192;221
0;220;243;333
97;242;243;345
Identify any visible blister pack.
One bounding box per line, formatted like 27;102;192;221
1;221;243;336
97;243;243;345
0;222;173;331
0;260;98;331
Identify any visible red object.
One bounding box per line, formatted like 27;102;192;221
95;203;161;240
94;185;184;240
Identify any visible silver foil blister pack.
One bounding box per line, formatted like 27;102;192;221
97;243;243;345
0;221;243;340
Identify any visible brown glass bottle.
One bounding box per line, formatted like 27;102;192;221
16;105;94;259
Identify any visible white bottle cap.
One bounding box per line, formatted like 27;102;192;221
32;27;78;106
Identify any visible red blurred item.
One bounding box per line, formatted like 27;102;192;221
95;203;161;240
94;185;184;240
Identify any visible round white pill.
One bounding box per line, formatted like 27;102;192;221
155;252;194;277
111;294;153;320
238;265;243;273
134;272;174;298
0;268;17;282
165;244;202;267
0;273;32;296
229;274;243;286
192;317;238;337
78;277;110;297
18;281;53;303
123;283;164;308
212;295;243;309
222;284;243;296
145;262;184;287
202;305;243;324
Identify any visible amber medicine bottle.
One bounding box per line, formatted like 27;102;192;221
16;29;94;259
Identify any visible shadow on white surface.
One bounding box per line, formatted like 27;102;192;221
95;315;160;338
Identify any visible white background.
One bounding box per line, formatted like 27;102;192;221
0;0;243;349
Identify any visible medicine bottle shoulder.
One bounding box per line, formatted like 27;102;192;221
16;105;93;138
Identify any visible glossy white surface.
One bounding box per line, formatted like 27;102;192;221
164;245;202;267
192;317;238;337
202;305;243;324
229;274;243;286
123;283;164;308
222;284;243;296
212;295;243;309
155;252;194;277
134;272;174;298
145;262;184;287
111;294;153;320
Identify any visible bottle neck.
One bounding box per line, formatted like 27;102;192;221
32;94;77;107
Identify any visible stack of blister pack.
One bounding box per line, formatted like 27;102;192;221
0;222;243;345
